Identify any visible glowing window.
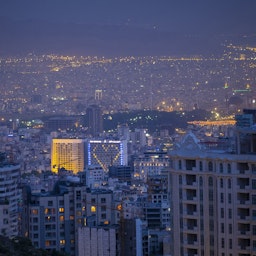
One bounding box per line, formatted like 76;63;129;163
60;240;65;245
59;207;64;213
117;204;122;211
32;209;38;215
59;215;64;221
91;206;96;212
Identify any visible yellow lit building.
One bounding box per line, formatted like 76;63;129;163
51;139;85;174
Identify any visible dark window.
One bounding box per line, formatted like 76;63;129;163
199;161;203;171
221;223;224;233
178;160;182;170
220;178;223;188
208;162;213;172
220;163;223;173
228;164;231;173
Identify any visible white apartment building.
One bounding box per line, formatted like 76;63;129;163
0;162;21;238
133;151;170;181
78;226;117;256
169;129;256;256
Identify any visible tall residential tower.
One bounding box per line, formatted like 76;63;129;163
169;114;256;256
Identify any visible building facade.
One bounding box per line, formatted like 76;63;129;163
86;104;103;137
86;139;128;172
169;129;256;256
51;138;85;174
78;226;117;256
0;161;21;238
24;178;117;256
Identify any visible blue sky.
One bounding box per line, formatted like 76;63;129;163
1;0;256;34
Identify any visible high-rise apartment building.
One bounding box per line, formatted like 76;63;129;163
51;139;85;174
169;120;256;256
86;104;103;137
0;153;21;238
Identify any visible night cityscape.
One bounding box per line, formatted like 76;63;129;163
0;1;256;256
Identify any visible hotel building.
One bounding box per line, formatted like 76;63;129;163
51;138;85;174
85;139;128;172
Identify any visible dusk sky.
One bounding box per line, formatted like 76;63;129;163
0;0;256;56
1;0;256;34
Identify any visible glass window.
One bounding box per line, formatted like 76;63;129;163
199;161;203;171
252;180;256;189
229;224;232;234
228;209;232;219
208;177;213;186
220;178;223;188
220;193;224;203
59;207;64;213
228;164;231;173
220;163;223;173
221;223;224;233
228;179;232;189
178;160;182;170
221;208;224;218
208;162;213;172
252;195;256;205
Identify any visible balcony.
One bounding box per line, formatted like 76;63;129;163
237;185;250;190
182;225;198;233
239;230;251;236
239;245;251;251
238;215;250;221
237;200;251;206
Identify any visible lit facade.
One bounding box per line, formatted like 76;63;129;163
51;138;85;174
86;139;128;172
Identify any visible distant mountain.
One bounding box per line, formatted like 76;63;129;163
0;17;229;57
